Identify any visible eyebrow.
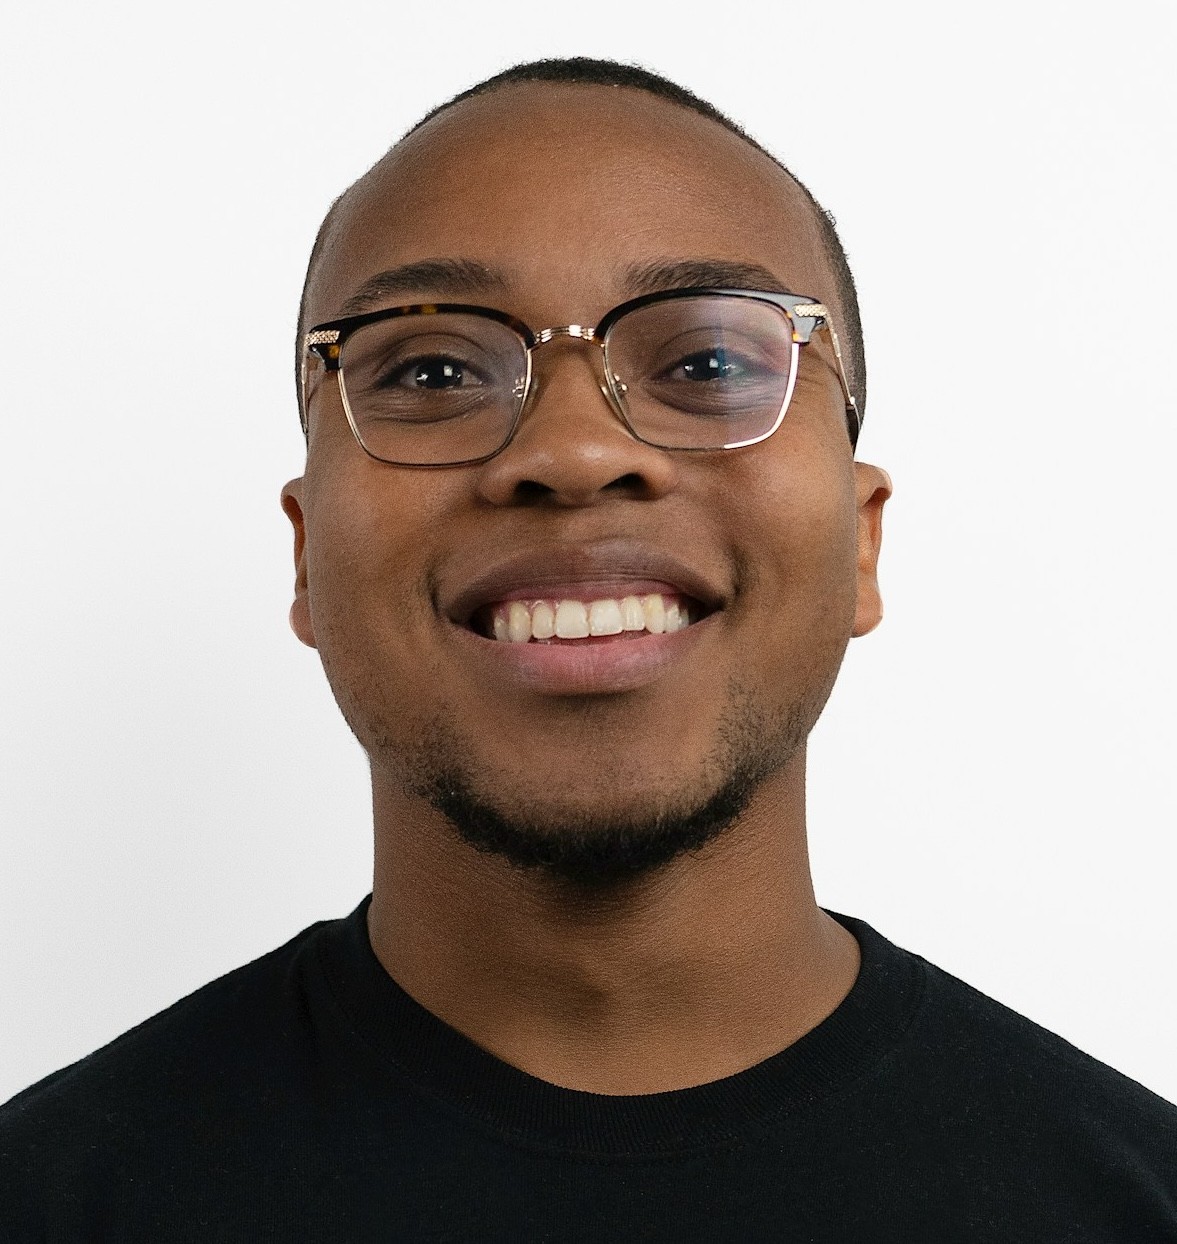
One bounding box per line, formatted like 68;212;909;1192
335;255;799;320
338;258;505;316
621;258;797;297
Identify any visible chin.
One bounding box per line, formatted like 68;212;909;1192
428;773;753;889
395;714;790;890
361;671;815;885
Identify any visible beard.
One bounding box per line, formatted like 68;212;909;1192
373;678;813;892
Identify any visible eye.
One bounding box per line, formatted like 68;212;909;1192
380;354;484;390
666;347;747;382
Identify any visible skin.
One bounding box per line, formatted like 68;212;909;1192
281;82;892;1095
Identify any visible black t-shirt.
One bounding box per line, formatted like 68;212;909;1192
2;895;1175;1241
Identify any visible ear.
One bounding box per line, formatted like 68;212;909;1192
851;463;892;638
280;478;317;649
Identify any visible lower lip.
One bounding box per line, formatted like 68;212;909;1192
446;614;718;696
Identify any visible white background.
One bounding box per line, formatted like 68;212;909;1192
2;0;1174;1106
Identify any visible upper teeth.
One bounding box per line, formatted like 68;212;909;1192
489;594;692;642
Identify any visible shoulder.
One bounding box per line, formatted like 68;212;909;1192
0;915;337;1191
906;946;1177;1160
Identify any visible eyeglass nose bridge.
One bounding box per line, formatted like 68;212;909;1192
523;322;630;419
533;324;599;345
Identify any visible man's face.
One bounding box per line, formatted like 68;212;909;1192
284;84;888;885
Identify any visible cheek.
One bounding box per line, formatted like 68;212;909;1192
299;470;460;764
723;445;860;659
301;459;448;661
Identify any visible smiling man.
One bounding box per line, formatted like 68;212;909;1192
3;58;1175;1241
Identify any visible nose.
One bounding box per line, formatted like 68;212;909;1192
473;331;680;508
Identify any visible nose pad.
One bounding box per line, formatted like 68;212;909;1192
597;378;633;430
600;380;622;407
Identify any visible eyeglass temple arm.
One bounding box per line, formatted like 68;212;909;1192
300;331;343;436
792;303;861;450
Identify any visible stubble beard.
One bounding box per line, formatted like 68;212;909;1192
364;677;816;892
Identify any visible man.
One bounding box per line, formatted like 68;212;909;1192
2;57;1174;1240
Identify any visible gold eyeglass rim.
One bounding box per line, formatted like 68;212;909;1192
300;286;861;466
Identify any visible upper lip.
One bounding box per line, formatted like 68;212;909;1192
441;538;728;627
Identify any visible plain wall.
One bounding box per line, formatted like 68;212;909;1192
2;0;1174;1105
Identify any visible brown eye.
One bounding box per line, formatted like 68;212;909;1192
381;355;484;390
663;347;745;382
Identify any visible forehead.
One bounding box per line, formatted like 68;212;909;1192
306;83;831;326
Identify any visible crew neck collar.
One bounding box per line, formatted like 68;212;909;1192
315;894;927;1156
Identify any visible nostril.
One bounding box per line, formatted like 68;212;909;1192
605;472;646;493
511;479;558;506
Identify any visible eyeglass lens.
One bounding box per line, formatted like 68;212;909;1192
335;296;798;465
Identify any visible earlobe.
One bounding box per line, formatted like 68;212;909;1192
280;478;317;650
851;464;892;638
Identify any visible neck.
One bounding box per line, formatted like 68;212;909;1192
366;751;860;1095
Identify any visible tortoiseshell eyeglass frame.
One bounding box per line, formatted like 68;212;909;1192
300;287;861;466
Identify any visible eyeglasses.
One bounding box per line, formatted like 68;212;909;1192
301;287;860;467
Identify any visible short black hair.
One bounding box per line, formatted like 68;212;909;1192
297;56;866;420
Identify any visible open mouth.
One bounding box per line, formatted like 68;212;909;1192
469;591;710;643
